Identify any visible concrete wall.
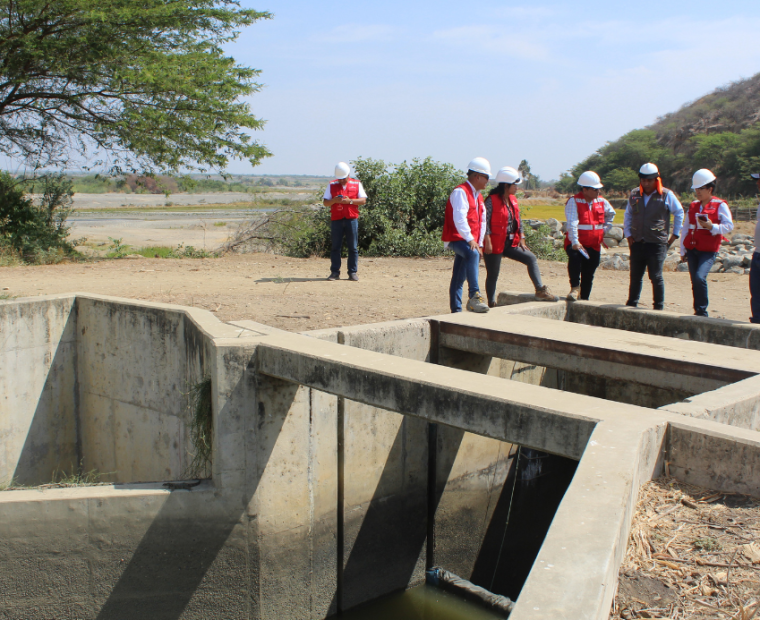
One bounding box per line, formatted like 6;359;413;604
0;295;78;486
77;297;209;483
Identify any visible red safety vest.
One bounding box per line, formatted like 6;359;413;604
683;198;724;252
442;182;484;244
489;194;521;254
328;179;361;220
564;192;606;251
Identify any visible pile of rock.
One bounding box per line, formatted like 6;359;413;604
712;233;755;274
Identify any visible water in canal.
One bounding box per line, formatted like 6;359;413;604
339;583;504;620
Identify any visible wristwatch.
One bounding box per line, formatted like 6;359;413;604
349;199;353;205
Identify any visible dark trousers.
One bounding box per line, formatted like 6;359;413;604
751;252;760;323
483;245;543;305
627;241;668;309
685;249;716;317
565;246;601;300
330;218;358;275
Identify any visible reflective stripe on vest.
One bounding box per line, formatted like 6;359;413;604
442;183;484;243
329;179;361;220
564;192;606;250
683;198;724;253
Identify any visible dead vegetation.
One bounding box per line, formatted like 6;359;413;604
612;478;760;619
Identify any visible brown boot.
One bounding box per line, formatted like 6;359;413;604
534;285;558;302
567;287;580;301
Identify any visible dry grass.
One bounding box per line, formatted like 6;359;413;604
612;478;760;619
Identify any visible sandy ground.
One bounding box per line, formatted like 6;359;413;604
68;212;245;248
0;253;753;331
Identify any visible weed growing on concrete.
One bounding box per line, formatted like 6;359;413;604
186;376;213;478
1;463;114;491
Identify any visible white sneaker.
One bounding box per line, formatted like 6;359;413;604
466;292;490;313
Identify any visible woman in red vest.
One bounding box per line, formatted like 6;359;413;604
483;166;557;306
680;169;734;317
563;171;616;301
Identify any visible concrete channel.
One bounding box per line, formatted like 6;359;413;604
2;292;760;619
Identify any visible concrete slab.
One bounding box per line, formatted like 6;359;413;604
434;311;760;393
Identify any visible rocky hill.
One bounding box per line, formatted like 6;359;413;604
558;73;760;196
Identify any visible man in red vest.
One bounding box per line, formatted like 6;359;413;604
442;157;491;313
563;171;616;300
323;162;367;281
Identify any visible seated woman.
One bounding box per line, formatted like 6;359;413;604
680;169;734;317
483;166;557;307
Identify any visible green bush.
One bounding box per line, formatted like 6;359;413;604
523;223;567;262
274;157;465;258
0;173;78;263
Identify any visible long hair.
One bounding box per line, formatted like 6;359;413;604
489;182;510;198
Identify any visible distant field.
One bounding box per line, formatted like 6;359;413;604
520;204;625;224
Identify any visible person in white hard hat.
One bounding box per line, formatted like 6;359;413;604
442;157;490;312
749;173;760;323
483;166;557;306
563;171;616;301
323;162;367;281
623;163;684;310
679;169;733;317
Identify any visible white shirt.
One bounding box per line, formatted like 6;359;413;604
323;180;367;200
444;181;486;248
679;201;734;256
564;196;616;246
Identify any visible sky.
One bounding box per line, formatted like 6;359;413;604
224;0;760;180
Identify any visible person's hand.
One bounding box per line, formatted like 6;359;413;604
519;239;528;251
468;239;479;253
483;235;492;255
697;218;713;231
667;234;678;248
572;243;582;250
680;255;687;263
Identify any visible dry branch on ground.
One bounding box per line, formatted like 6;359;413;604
612;478;760;619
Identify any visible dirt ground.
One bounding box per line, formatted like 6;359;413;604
0;252;754;331
612;478;760;619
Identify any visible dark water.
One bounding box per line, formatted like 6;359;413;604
339;584;503;620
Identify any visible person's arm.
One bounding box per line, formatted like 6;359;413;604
680;227;687;258
352;182;368;207
603;199;615;233
623;198;633;243
322;186;334;208
707;202;734;237
565;197;580;248
478;197;486;247
483;196;493;254
668;192;685;242
450;188;474;243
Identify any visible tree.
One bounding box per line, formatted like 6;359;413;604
0;0;272;173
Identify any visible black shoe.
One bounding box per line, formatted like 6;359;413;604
653;304;664;311
327;272;339;281
625;300;638;308
348;273;359;282
488;300;496;308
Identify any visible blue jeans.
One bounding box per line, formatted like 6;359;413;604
330;218;358;275
751;252;760;323
685;249;716;317
448;240;481;312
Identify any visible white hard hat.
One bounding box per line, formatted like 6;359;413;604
751;173;760;180
578;171;603;189
639;163;659;177
467;157;491;177
495;166;522;185
334;162;351;179
691;168;716;190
